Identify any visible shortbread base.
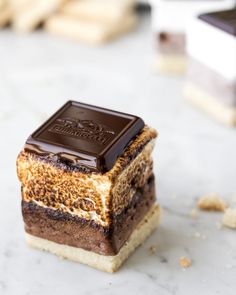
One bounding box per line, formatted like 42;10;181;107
25;204;161;273
154;54;187;75
184;82;236;126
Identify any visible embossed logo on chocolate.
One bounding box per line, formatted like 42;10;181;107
48;117;115;145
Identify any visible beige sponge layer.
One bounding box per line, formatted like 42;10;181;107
154;54;187;75
184;82;236;127
25;204;161;273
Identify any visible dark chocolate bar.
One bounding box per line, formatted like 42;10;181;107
199;9;236;36
25;101;144;173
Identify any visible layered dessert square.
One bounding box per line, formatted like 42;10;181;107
185;9;236;126
151;0;234;74
17;101;160;272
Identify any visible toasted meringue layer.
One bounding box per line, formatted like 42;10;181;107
17;126;157;227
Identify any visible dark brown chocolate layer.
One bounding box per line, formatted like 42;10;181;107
22;175;156;256
157;32;186;55
25;101;144;173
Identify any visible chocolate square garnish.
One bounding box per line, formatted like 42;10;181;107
25;101;144;173
199;9;236;36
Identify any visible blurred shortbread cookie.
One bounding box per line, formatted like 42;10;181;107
0;0;5;9
12;0;66;32
197;193;227;212
0;0;12;27
45;13;137;45
61;0;135;24
223;208;236;229
9;0;32;10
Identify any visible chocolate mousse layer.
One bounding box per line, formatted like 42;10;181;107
22;175;156;256
157;32;186;55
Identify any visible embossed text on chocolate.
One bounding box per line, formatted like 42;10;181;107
48;118;115;145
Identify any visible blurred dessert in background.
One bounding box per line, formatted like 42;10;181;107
0;0;142;44
184;9;236;126
11;0;66;32
0;0;12;27
45;0;137;44
151;0;235;74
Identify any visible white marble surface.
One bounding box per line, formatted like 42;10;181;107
0;16;236;295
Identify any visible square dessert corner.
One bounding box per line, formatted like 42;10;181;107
17;101;160;272
185;9;236;126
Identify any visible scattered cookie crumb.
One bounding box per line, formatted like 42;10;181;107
190;208;198;218
149;246;158;255
160;256;168;263
223;208;236;229
179;256;192;268
197;193;227;212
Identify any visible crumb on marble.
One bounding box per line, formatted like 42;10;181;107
197;193;227;212
223;208;236;229
160;256;168;263
179;256;192;268
149;245;158;255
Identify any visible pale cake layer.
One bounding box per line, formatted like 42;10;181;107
184;82;236;126
154;54;187;75
17;126;157;227
25;204;161;273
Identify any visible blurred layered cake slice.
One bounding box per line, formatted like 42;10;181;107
16;101;160;272
151;0;235;74
185;9;236;126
